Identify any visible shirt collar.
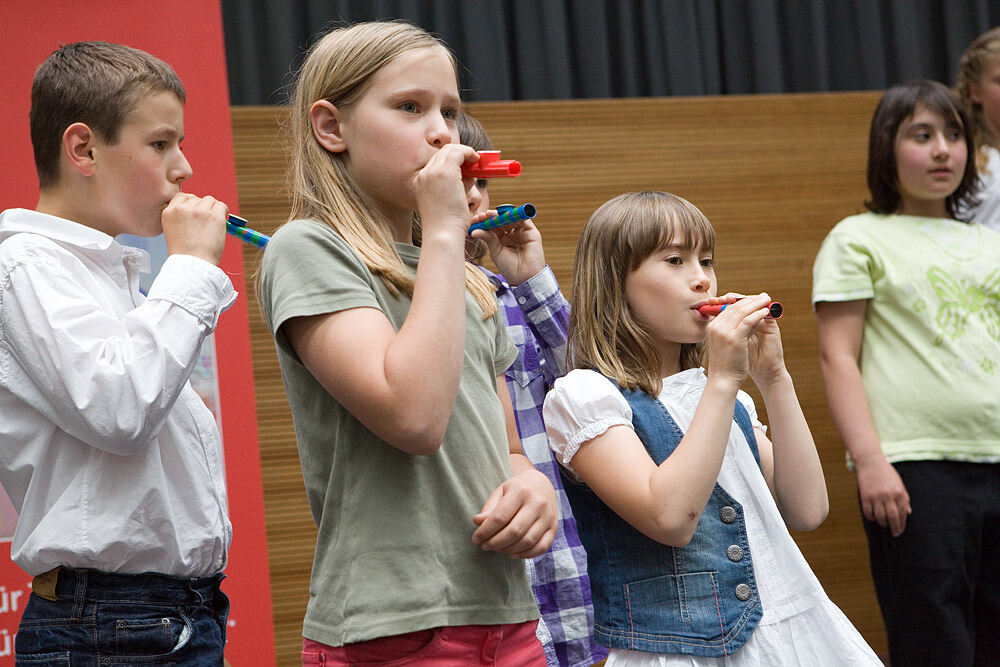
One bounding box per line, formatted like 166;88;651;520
0;208;151;272
475;264;510;292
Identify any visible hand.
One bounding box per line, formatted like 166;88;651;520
471;218;546;285
747;313;787;388
704;293;772;387
161;193;228;266
855;455;911;537
413;144;479;240
471;468;557;558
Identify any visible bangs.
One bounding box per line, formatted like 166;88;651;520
612;191;715;271
915;93;965;133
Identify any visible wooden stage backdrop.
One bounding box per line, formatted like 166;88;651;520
231;91;885;665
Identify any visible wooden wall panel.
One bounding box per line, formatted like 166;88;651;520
231;91;885;665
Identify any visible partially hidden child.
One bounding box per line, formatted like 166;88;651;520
0;42;235;663
545;191;882;665
459;111;606;667
258;22;557;665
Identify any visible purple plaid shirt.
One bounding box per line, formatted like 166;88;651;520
481;266;607;667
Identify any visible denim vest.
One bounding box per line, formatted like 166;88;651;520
562;384;763;657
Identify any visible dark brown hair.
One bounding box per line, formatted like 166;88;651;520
866;80;978;220
30;41;185;188
456;111;493;263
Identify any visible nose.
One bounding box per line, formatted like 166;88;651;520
690;265;711;292
467;182;484;214
931;132;950;159
170;150;193;184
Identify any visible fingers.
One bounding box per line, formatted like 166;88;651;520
472;485;504;529
161;193;229;265
471;471;556;558
858;464;912;537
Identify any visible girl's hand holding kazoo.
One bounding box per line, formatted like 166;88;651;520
470;218;546;286
747;305;787;388
413;143;479;239
704;292;772;387
471;468;557;559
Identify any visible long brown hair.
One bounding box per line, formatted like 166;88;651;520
286;21;497;317
569;191;716;396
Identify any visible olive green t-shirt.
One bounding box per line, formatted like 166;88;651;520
260;219;536;647
812;212;1000;464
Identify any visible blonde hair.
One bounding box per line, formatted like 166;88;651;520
957;26;1000;166
569;191;716;396
287;21;496;317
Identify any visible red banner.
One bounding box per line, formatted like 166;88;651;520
0;1;276;662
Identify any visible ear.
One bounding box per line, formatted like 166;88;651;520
63;123;97;177
968;81;983;105
310;100;348;153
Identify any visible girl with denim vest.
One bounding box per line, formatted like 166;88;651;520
544;191;880;665
815;81;1000;665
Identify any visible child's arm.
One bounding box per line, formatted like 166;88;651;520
0;195;233;454
746;315;829;531
471;374;557;558
817;300;911;536
478;220;571;381
567;296;772;547
283;144;479;455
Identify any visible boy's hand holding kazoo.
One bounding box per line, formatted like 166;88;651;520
471;216;546;286
161;192;228;266
471;465;557;559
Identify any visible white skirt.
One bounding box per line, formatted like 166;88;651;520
604;598;883;666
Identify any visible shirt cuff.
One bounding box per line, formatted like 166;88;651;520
510;266;560;308
146;254;237;330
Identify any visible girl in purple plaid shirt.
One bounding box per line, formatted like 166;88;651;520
461;112;608;667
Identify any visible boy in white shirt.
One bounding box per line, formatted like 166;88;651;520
0;41;234;663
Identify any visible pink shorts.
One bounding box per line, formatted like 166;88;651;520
302;620;545;666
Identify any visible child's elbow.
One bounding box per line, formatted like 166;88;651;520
649;511;700;547
385;421;446;456
786;498;830;532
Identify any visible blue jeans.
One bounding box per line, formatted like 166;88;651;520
15;568;228;665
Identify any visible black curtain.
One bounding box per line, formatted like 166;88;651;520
221;0;1000;105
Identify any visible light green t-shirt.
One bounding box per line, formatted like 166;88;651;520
812;212;1000;464
260;220;536;647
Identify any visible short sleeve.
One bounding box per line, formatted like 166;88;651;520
491;309;518;376
260;220;380;358
543;369;633;477
812;218;879;307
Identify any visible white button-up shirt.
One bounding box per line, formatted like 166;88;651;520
0;208;235;577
